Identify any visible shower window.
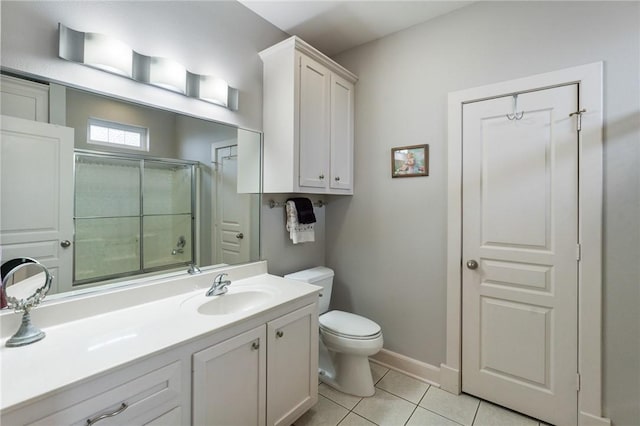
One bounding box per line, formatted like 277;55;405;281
74;152;196;285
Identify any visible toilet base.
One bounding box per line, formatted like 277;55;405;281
319;352;375;397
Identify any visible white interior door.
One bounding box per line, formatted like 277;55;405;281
461;85;578;425
214;146;250;265
0;115;74;294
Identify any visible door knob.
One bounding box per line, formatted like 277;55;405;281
466;260;478;270
60;240;71;248
236;233;244;239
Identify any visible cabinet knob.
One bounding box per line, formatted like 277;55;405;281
60;240;72;248
319;174;325;180
251;341;260;351
236;233;244;240
276;330;284;339
334;176;340;182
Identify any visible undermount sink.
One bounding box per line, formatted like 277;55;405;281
195;290;273;316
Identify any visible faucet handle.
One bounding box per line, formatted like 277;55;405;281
214;273;229;284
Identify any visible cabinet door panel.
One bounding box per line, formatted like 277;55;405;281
267;303;318;426
193;326;266;426
299;55;330;189
330;74;354;191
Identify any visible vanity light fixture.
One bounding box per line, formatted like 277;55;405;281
149;57;187;94
58;23;236;110
198;75;229;107
83;32;133;77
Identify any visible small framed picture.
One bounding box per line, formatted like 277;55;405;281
391;144;429;178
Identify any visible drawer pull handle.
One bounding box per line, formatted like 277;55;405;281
87;403;128;425
276;330;284;338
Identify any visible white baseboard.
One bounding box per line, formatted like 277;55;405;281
370;348;440;387
439;364;461;394
579;411;611;426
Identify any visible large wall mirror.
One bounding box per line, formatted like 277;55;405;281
0;73;262;300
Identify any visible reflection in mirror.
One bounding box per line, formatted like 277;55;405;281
1;258;52;347
0;76;261;300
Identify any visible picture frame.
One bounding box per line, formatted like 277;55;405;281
391;144;429;178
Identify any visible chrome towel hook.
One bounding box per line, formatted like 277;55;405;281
506;94;524;120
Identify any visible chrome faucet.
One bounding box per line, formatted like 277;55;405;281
187;263;201;275
207;273;231;297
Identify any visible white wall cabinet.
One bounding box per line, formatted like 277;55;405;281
260;36;356;195
193;303;318;426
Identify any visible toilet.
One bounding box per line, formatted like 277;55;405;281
284;267;383;397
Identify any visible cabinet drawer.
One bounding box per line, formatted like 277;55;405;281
3;361;182;426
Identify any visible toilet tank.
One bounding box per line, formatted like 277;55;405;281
284;266;334;314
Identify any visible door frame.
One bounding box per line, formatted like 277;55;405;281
444;62;607;426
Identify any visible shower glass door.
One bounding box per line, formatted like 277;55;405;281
142;161;194;270
74;152;196;285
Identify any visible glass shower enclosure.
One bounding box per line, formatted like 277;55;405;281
73;151;197;285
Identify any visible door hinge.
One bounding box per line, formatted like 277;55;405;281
576;373;581;391
576;243;582;261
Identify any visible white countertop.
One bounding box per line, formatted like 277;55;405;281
0;265;320;411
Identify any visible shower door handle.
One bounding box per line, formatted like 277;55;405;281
60;240;71;248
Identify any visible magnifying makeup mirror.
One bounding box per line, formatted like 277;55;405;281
1;257;53;347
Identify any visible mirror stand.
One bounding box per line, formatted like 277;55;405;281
6;311;46;347
2;258;53;347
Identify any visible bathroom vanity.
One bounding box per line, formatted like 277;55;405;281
0;261;320;426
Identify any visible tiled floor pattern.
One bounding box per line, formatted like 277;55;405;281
294;362;548;426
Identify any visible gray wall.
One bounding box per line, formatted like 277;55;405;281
261;195;326;277
330;2;639;425
0;1;288;130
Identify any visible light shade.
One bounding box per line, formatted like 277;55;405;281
83;32;133;78
149;57;187;94
198;76;228;107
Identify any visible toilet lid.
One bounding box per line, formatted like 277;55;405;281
319;310;381;338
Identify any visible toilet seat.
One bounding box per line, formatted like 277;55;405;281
320;310;381;340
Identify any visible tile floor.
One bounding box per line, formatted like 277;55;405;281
294;362;548;426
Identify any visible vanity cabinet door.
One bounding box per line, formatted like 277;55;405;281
193;325;266;426
266;303;319;426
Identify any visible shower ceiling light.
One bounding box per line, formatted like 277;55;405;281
58;23;237;110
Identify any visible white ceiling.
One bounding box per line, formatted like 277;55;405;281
240;1;473;56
